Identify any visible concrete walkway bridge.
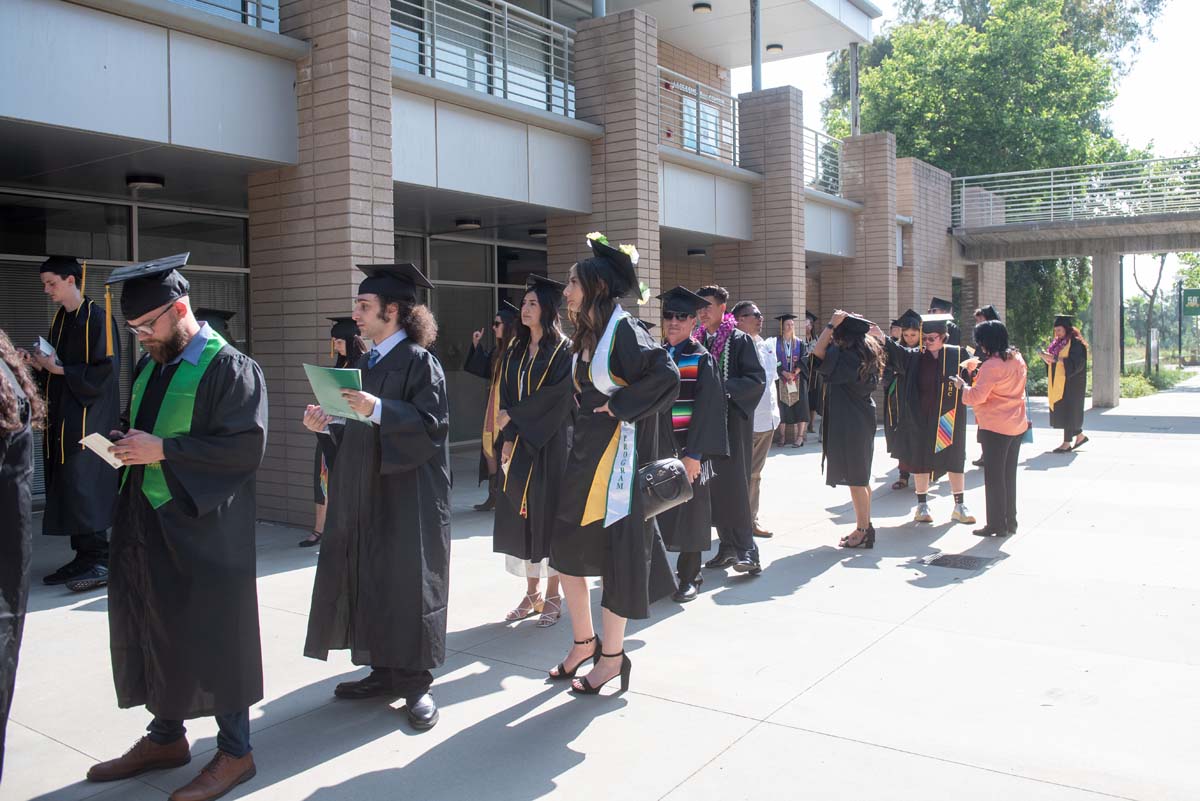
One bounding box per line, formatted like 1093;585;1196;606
950;155;1200;408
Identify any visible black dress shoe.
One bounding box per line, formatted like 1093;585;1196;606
65;564;109;592
732;552;756;573
672;581;699;603
405;693;439;730
334;671;401;700
704;549;736;569
972;458;985;468
971;526;1009;537
43;557;88;586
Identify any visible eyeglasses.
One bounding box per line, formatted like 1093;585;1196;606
922;334;942;343
126;303;175;336
661;312;693;321
738;311;763;319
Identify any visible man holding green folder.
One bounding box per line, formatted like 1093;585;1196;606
302;262;452;732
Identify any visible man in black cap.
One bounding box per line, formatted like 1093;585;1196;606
303;263;451;732
193;308;236;344
695;285;766;574
22;256;121;590
88;254;267;801
928;296;962;346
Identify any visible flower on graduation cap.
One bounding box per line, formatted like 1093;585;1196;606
618;243;640;265
586;232;610;246
637;280;651;306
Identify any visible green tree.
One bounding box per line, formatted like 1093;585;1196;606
1179;253;1200;288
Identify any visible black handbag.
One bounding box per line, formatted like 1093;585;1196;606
636;416;693;520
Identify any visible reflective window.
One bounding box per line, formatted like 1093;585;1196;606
498;246;547;288
0;193;129;260
429;238;493;283
138;208;247;268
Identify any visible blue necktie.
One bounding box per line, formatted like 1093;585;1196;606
367;348;380;369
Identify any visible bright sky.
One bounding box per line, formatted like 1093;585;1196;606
729;0;1200;297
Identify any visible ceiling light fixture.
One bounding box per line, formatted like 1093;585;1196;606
455;218;482;230
126;174;165;191
687;248;707;257
692;2;712;13
528;227;547;240
766;43;784;54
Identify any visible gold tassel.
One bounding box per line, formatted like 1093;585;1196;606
330;339;335;359
104;285;114;357
81;260;87;294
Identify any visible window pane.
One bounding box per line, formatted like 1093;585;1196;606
430;284;496;442
497;246;547;287
429;239;492;283
137;208;246;268
0;193;129;260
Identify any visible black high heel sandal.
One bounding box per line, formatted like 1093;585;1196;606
548;636;601;680
839;524;876;549
571;650;631;695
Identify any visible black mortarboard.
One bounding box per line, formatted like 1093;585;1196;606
106;252;191;320
977;304;1000;321
498;300;519;321
585;234;641;300
921;312;954;335
897;308;922;329
194;308;234;339
636;319;656;333
40;255;83;282
356;262;434;302
805;310;818;323
1053;314;1074;329
657;286;707;316
328;316;359;340
526;274;566;293
928;296;953;313
776;313;799;322
835;313;873;337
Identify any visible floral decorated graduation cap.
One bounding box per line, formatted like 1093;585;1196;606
585;232;650;304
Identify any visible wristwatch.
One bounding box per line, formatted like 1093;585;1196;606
825;323;834;330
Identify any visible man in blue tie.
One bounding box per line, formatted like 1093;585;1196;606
301;263;452;731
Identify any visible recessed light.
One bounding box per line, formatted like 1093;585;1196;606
687;248;707;257
455;218;482;230
528;227;547;240
692;2;712;13
766;43;784;54
126;174;165;191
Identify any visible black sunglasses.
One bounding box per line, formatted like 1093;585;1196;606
661;311;693;321
492;320;504;327
737;311;763;319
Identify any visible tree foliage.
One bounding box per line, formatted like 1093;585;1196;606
1006;257;1092;356
1178;253;1200;289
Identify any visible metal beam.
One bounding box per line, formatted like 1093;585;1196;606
593;0;604;18
958;231;1200;262
849;43;860;135
750;0;762;92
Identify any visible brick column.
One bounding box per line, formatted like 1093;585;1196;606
248;0;394;526
822;131;896;329
896;157;951;316
546;9;661;319
711;86;806;321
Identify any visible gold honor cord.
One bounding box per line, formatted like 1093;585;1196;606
502;338;568;519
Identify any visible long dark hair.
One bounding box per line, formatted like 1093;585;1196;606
334;334;367;369
1064;324;1089;349
834;329;885;383
379;295;439;349
0;328;45;433
568;257;616;356
513;286;565;349
974;320;1015;361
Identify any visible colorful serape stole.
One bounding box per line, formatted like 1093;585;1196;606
319;453;329;499
671;352;701;433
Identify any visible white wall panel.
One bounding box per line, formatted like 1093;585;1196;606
805;197;856;257
528;126;591;213
392;90;438;187
436;104;528;202
662;163;717;234
714;177;753;240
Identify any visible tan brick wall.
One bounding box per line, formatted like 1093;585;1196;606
657;41;730;93
249;0;394;526
710;86;806;322
661;255;713;292
896;157;953;317
547;10;662;319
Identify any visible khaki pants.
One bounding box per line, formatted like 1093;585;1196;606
749;430;774;524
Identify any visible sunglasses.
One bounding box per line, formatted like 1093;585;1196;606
126;303;175;336
922;334;942;342
661;311;693;321
738;311;763;319
492;320;504;327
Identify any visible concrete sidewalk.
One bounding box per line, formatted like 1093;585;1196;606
5;377;1199;801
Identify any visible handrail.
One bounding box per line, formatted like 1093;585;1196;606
168;0;277;29
803;126;841;195
658;66;739;167
391;0;575;118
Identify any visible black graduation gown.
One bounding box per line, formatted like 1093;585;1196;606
776;336;810;424
884;339;971;475
465;342;502;484
655;338;728;553
493;335;574;563
946;321;962;347
703;328;766;540
550;317;680;620
818;345;878;487
304;340;452;670
1049;340;1087;434
109;346;266;720
312;356;352;504
806;341;824;418
883;351;903;458
40;298;121;535
0;361;34;780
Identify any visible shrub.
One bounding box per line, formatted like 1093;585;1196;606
1149;368;1188;391
1120;372;1156;398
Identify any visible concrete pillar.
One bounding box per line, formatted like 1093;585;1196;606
1092;251;1121;408
547;9;661;318
710;85;806;321
248;0;395;526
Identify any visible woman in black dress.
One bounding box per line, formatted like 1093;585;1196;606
810;311;885;548
465;302;519;511
1;328;44;780
1042;314;1089;453
549;233;679;695
301;317;365;547
493;275;574;626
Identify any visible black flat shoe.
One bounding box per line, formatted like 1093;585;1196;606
972;526;1009;537
571;651;631;695
405;693;439;730
298;531;322;548
672;581;700;603
43;557;88;586
1071;436;1089;450
549;636;601;680
972;458;985;467
704;549;736;569
334;671;402;699
65;564;109;592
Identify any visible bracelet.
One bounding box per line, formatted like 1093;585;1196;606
825;323;834;330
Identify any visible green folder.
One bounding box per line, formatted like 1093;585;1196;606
303;364;373;424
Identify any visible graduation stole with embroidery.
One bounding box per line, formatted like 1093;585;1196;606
579;306;637;528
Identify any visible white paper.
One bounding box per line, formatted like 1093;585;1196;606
35;336;57;358
80;433;123;469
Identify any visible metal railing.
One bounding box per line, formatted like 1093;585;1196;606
167;0;278;31
658;67;739;166
953;155;1200;228
804;127;842;195
391;0;575;118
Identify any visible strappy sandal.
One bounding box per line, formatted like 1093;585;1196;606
298;530;322;548
891;477;909;490
549;636;601;680
504;592;543;622
536;596;562;628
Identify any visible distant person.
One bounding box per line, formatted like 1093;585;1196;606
974;305;1001;324
928;296;962;346
886;310;922;489
732;301;780;540
1043;314;1089;453
773;313;809;446
0;327;44;782
953;320;1028;537
465;302;518;511
803;311;823;440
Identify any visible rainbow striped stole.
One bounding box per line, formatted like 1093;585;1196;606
671;351;701;433
935;408;956;452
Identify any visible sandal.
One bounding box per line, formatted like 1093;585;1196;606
1071;436;1089;450
1052;444;1073;453
536;595;562;628
298;530;322;548
504;592;543;622
891;477;909;490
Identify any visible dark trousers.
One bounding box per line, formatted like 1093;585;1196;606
374;667;433;699
979;430;1022;531
1061;427;1082;441
676;551;702;584
715;527;758;560
148;709;251;758
70;532;108;565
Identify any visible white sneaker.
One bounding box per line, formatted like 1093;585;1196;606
951;503;976;524
913;503;933;523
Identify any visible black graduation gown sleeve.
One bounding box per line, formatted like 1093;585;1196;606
723;331;766;420
463;343;493;379
606;321;681;424
686;350;729;459
377;349;449;474
501;341;574;450
60;303;117;408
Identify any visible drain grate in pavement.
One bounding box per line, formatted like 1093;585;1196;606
921;554;996;571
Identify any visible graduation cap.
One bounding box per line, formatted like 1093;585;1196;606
526;274;565;293
585;232;646;302
105;252;192;358
834;313;873;337
636;319;656;333
928;296;953;313
805;310;818;323
40;255;84;286
1053;314;1074;329
328;316;359;340
657;286;708;317
776;313;799;322
356;262;434;302
920;312;955;336
897;308;922;329
194;308;235;340
977;304;1001;321
497;300;520;321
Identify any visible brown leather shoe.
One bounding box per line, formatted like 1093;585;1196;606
87;735;192;782
753;525;774;538
169;751;256;801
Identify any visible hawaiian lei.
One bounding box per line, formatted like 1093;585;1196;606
695;313;737;380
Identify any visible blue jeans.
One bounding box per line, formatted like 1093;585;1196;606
147;709;251;758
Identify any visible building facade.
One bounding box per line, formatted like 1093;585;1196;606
0;0;1005;526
